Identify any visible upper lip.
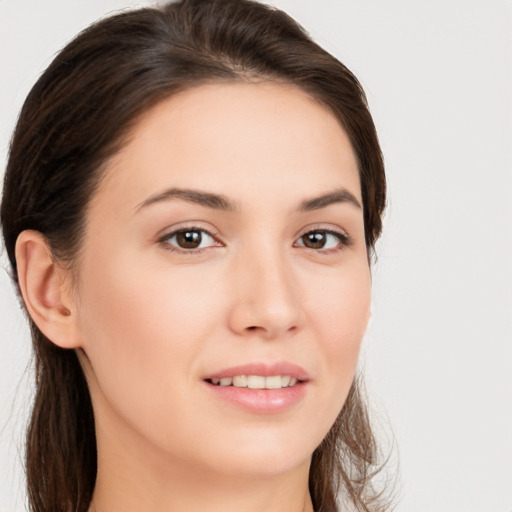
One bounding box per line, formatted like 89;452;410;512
204;361;310;382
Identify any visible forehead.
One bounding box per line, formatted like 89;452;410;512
93;81;361;213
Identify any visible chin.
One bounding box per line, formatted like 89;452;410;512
215;450;311;479
192;424;320;479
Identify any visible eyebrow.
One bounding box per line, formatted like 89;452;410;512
136;188;237;212
136;186;361;213
297;188;361;211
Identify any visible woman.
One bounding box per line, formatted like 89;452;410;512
1;1;388;511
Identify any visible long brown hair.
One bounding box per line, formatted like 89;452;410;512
1;1;387;511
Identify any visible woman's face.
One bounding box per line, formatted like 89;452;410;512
74;82;371;478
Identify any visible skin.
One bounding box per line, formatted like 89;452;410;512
16;82;371;512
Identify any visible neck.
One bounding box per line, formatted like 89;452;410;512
90;452;314;512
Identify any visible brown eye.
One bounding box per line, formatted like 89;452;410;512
176;229;202;248
162;228;218;251
301;231;327;249
296;230;347;251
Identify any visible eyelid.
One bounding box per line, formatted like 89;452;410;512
295;222;350;239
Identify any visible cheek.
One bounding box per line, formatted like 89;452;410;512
79;245;221;345
305;262;371;405
75;250;224;426
307;258;371;342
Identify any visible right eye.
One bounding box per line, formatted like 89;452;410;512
159;227;220;253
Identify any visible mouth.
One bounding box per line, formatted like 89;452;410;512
203;361;310;386
202;362;309;413
205;375;305;389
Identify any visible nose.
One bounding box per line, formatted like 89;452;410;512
227;246;303;340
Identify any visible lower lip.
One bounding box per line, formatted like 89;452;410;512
204;382;308;414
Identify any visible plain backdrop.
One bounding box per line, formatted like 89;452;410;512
1;1;511;511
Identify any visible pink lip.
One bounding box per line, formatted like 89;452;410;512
204;361;310;381
203;361;310;414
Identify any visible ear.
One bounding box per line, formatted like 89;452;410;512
15;230;81;349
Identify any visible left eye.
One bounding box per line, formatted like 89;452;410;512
162;228;217;250
295;230;346;250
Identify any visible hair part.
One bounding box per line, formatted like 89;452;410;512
1;1;387;511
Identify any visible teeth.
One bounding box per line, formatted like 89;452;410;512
247;375;265;389
233;375;248;387
210;375;300;389
265;375;282;389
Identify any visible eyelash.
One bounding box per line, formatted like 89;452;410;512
294;229;352;253
158;226;352;255
158;226;221;255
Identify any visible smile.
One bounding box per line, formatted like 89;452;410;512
203;362;309;413
207;375;300;389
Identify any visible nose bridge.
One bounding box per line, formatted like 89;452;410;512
229;235;301;338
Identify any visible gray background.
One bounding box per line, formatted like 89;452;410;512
1;1;511;511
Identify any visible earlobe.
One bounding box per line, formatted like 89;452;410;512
15;230;81;349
